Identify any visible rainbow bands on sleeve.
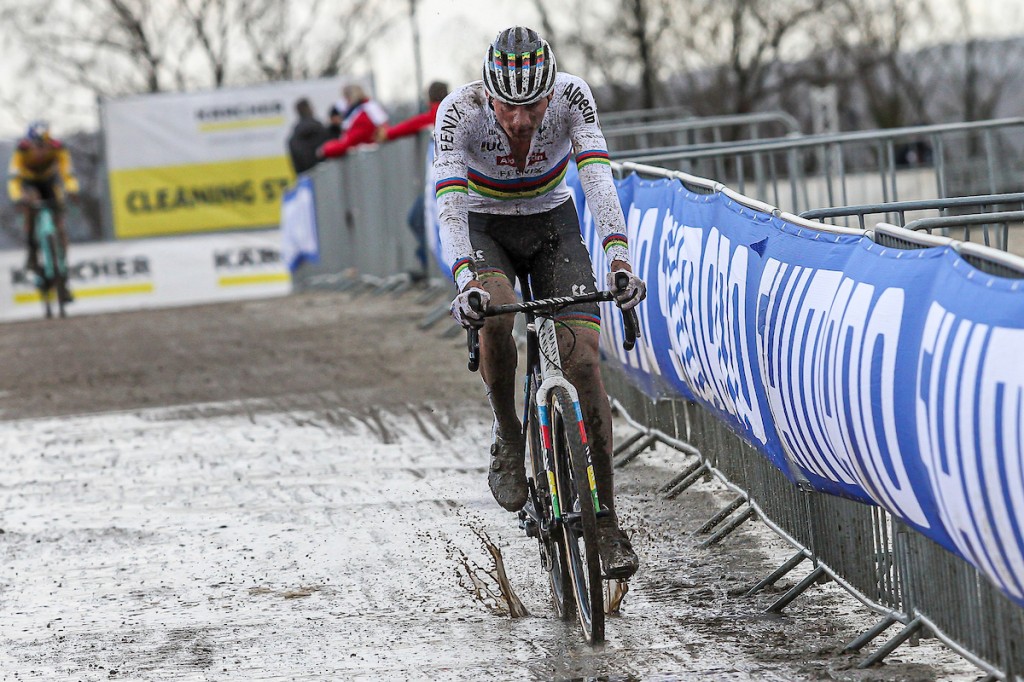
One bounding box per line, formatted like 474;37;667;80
435;177;468;199
575;149;611;170
602;233;628;253
451;257;474;282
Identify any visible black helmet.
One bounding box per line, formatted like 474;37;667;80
482;26;557;106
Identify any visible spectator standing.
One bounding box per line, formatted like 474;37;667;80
318;84;389;159
374;81;449;281
287;98;329;174
325;105;343;139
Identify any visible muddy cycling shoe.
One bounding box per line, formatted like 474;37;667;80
597;519;639;579
488;432;528;512
57;283;74;304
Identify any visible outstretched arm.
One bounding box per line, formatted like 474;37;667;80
432;96;478;291
566;77;630;271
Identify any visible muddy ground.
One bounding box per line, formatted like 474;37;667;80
0;289;982;680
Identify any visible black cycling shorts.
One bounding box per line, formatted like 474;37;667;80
468;198;600;332
21;179;60;206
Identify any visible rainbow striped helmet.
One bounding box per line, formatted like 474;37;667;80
482;27;557;106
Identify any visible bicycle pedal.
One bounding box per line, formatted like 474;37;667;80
518;513;539;538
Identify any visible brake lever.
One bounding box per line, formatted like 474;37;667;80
613;272;639;352
466;291;483;372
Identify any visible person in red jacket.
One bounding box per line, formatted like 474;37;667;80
375;81;448;142
318;84;389;159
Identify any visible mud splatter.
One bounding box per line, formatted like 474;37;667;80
449;528;530;619
606;579;629;614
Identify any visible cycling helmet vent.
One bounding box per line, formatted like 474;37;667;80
482;26;557;106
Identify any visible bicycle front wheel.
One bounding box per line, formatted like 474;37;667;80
549;387;605;644
527;388;573;621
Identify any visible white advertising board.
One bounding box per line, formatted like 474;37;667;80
0;231;290;322
100;78;358;239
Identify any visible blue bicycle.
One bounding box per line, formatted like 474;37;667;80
28;198;72;319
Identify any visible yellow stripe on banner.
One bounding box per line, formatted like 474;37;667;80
109;156;296;239
198;117;287;132
13;282;154;304
218;273;290;287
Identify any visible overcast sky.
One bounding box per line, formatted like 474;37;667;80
0;0;1019;140
0;1;539;140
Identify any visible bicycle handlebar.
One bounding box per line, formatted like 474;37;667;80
465;281;640;373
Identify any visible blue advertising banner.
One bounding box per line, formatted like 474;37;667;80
427;154;1024;606
574;168;1024;607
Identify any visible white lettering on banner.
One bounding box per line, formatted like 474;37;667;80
214;247;280;269
917;303;1024;599
665;224;766;443
10;257;151;287
622;205;660;376
756;258;927;524
584;203;658;376
657;208;690;389
758;261;854;482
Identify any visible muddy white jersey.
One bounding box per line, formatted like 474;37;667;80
432;72;630;290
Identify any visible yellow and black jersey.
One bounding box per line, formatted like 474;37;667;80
7;138;80;202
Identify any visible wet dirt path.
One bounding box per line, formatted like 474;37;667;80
1;401;979;681
0;291;979;680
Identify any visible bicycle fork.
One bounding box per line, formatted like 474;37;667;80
530;317;603;522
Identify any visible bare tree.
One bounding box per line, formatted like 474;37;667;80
0;0;398;103
671;0;829;118
529;0;681;111
825;0;935;128
177;0;233;89
0;1;172;96
931;0;1022;124
233;0;395;81
532;0;832;117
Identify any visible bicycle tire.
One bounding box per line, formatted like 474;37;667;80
549;386;605;644
526;377;573;620
45;233;67;318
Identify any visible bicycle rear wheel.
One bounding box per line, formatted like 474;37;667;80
549;387;605;644
45;233;67;318
526;378;573;620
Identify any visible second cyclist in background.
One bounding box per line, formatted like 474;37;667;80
435;27;646;579
7;120;79;288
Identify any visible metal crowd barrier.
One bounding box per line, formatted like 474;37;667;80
600;104;695;127
603;159;1024;680
603;111;800;157
615;117;1024;217
290;136;429;291
800;193;1024;255
604;368;1022;680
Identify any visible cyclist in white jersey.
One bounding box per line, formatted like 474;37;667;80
435;26;646;579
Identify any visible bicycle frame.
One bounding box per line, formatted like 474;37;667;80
28;199;70;318
35;204;62;281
